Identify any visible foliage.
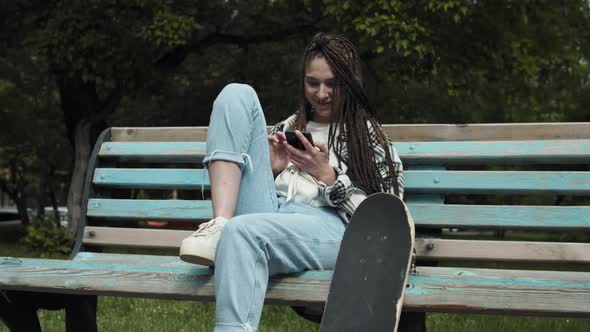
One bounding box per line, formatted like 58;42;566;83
325;0;590;123
1;0;326;238
19;0;319;103
324;0;469;77
1;0;590;236
20;217;71;257
0;46;70;224
139;9;202;48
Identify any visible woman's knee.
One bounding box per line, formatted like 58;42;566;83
218;217;269;250
218;219;252;248
221;82;255;95
214;83;257;107
210;83;263;128
216;220;266;264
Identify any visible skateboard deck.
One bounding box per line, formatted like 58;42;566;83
320;193;415;332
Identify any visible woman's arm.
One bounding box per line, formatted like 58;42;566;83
319;137;405;218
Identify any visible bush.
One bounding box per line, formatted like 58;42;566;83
21;217;71;257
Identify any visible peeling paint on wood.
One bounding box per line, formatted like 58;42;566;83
2;257;590;316
5;124;590;318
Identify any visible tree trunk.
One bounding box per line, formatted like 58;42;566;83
36;169;48;223
2;165;31;226
49;182;61;227
15;195;30;226
57;75;115;242
66;119;92;240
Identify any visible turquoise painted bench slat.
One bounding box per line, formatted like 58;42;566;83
93;168;210;189
2;123;590;319
93;168;590;194
85;198;590;230
2;253;590;317
404;170;590;194
86;199;212;220
395;140;590;165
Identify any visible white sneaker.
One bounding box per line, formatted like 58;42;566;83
179;216;229;266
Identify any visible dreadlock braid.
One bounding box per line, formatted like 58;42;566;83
294;33;399;196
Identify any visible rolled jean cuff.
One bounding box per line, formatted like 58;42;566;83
203;150;254;173
214;322;257;332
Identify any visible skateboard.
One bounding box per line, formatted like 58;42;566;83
320;193;415;332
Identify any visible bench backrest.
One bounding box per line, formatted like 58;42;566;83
74;123;590;268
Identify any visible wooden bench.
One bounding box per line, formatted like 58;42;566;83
2;123;590;319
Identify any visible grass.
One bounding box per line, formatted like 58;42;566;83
11;300;590;332
2;224;590;331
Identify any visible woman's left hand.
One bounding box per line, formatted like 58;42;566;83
284;130;337;185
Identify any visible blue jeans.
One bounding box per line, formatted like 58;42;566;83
204;83;346;332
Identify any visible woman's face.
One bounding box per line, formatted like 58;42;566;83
304;57;335;123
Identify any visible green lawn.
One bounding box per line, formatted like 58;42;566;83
2;298;588;332
1;224;590;331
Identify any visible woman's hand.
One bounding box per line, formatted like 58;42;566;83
268;132;289;175
284;130;337;185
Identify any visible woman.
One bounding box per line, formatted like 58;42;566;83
180;33;404;331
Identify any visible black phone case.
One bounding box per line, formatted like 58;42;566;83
285;130;314;150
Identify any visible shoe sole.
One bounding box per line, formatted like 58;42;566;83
179;253;215;267
179;218;228;267
179;233;218;267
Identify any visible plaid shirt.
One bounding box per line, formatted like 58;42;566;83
270;115;404;221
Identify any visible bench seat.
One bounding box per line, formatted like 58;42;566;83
2;123;590;322
2;252;590;317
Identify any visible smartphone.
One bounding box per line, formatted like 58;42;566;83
285;130;314;150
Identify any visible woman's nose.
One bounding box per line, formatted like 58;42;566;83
317;84;331;99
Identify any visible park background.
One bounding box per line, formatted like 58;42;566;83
1;1;590;331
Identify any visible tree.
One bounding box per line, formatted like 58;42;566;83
2;0;589;240
2;0;326;239
326;0;590;123
0;48;69;226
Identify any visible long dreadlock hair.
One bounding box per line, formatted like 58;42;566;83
293;33;399;196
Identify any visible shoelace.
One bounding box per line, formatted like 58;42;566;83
191;220;222;238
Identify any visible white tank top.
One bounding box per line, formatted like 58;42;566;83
274;121;346;206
